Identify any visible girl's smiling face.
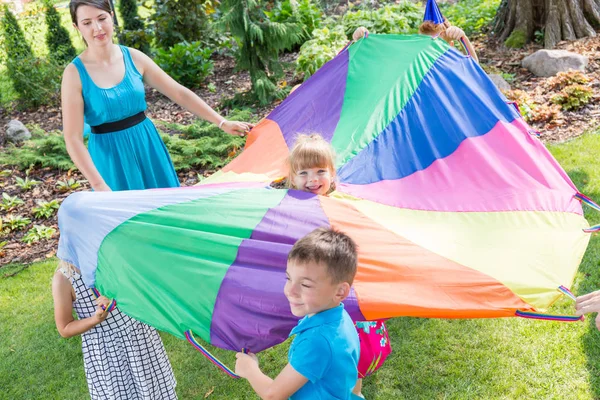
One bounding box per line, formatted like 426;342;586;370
292;166;333;196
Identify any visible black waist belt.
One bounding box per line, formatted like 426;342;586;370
90;111;146;134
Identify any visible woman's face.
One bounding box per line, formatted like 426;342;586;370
74;5;113;47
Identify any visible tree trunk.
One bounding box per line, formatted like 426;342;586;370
492;0;599;48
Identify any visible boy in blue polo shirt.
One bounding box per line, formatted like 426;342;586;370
235;227;361;399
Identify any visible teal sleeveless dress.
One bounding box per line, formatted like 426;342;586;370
72;46;180;191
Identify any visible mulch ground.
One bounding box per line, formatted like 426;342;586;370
1;35;599;269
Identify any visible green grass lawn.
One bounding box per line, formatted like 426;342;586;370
2;132;600;399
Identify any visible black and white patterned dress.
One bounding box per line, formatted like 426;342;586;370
60;266;177;399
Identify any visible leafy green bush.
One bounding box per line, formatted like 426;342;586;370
551;85;594;111
439;0;500;36
2;215;30;232
152;0;210;50
117;0;150;54
44;1;76;65
1;5;61;108
155;41;214;88
22;225;56;244
220;0;304;105
264;0;322;43
295;25;347;80
546;70;590;91
32;199;61;219
117;27;151;55
342;2;422;38
1;193;24;211
56;178;83;192
15;176;40;190
0;128;74;170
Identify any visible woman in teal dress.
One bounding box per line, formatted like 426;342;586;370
62;0;252;192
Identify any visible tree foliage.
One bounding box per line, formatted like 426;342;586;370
220;0;304;104
44;1;76;65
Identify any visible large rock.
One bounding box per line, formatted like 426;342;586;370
488;73;511;91
5;120;31;144
522;50;588;77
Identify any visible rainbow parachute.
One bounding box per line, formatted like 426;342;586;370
58;35;592;358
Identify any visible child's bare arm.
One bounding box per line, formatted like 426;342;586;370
235;353;308;400
52;271;107;338
443;26;479;63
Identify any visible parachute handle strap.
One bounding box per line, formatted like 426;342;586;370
90;287;117;313
515;285;583;322
185;330;248;379
575;192;600;233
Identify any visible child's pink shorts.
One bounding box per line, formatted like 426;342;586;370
355;320;392;378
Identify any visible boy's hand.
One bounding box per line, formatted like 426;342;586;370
352;27;369;41
235;352;259;378
442;26;465;41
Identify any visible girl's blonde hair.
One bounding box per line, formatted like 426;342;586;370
286;134;336;190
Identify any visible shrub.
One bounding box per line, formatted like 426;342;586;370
152;0;210;50
15;176;40;190
155;41;214;88
551;85;594;111
220;0;304;104
439;0;500;36
1;5;32;59
117;27;152;55
546;70;590;91
504;89;561;124
1;6;61;108
0;128;74;170
2;215;31;232
295;25;347;80
1;193;24;211
22;225;56;244
161;132;245;171
44;1;76;65
117;0;150;54
32;199;60;219
56;178;83;192
342;2;422;38
265;0;322;44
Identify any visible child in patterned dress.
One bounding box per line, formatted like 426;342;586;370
52;261;177;399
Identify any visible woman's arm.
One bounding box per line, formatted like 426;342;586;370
61;64;111;192
52;271;108;338
129;48;252;136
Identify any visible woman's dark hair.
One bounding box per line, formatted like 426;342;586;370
69;0;112;26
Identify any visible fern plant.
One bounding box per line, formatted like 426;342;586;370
220;0;304;104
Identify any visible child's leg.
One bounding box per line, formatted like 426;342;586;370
353;378;363;396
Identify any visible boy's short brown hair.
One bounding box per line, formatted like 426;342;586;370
288;227;358;285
